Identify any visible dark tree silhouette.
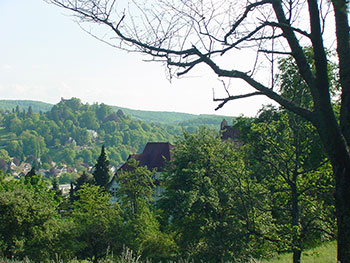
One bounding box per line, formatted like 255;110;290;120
52;176;62;199
24;167;40;185
71;171;94;201
93;146;110;189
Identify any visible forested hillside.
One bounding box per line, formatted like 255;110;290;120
0;98;200;179
0;100;53;113
0;99;231;126
111;105;229;125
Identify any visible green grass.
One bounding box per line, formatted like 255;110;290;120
0;242;337;263
259;241;336;263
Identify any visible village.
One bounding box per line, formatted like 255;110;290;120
0;121;240;198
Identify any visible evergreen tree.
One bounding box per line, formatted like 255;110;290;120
76;171;93;189
26;167;36;177
24;167;40;186
69;182;75;203
93;146;110;189
52;177;62;200
71;171;94;201
27;106;33;116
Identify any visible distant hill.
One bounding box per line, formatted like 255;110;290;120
0;99;234;125
111;106;233;125
0;100;53;113
110;106;199;123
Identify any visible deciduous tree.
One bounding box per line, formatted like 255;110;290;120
0;178;71;261
116;158;155;216
245;109;335;263
116;159;176;261
160;130;276;262
71;184;122;262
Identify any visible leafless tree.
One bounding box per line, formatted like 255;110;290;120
46;0;350;262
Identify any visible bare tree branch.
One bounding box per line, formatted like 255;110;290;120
214;91;264;110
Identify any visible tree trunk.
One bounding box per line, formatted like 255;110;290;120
334;160;350;263
331;1;350;260
291;182;302;263
315;112;350;263
293;249;302;263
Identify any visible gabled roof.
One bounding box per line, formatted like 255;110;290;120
119;142;174;172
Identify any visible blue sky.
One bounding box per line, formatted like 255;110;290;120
0;0;271;116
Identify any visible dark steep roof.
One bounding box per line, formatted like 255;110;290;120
119;142;174;172
220;119;240;141
221;125;240;141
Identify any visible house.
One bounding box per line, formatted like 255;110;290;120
108;142;174;202
220;119;240;141
119;142;174;172
87;129;98;140
48;183;74;196
58;184;72;196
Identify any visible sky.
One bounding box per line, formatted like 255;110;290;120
0;0;273;117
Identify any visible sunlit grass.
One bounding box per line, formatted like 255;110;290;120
0;241;337;263
259;241;336;263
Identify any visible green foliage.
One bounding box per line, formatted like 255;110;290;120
160;129;276;262
0;98;185;170
243;108;335;261
256;48;338;263
116;159;155;216
0;98;336;262
24;167;45;187
0;178;72;262
115;159;177;261
121;206;177;262
71;184;123;262
71;171;94;201
0;240;337;263
111;106;231;125
0;149;10;163
277;47;339;110
0;100;52;113
52;176;63;200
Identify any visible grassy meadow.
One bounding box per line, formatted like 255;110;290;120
259;241;336;263
0;241;336;263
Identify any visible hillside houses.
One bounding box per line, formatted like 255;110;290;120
3;158;82;179
1;119;240;201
